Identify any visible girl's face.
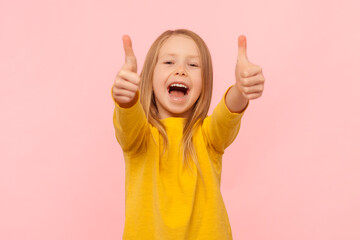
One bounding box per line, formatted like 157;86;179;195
152;35;202;119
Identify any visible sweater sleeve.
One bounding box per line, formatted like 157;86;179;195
202;86;249;154
111;88;149;155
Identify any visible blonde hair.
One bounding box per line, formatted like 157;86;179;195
139;29;213;181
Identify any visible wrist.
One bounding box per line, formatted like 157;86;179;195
225;85;249;113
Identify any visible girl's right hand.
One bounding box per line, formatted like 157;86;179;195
112;35;141;107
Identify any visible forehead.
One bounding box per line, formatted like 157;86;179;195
158;35;200;58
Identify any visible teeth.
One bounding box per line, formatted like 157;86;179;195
170;83;188;89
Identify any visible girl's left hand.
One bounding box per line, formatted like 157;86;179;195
235;35;265;100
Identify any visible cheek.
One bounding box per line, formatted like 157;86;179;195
194;74;203;93
152;77;165;96
192;82;203;100
153;68;167;84
152;74;162;91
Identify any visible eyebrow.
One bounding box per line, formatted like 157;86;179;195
159;53;200;59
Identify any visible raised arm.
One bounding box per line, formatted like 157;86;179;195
225;35;265;113
202;35;265;154
112;35;148;154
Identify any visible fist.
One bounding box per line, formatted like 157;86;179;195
235;35;265;100
112;35;141;106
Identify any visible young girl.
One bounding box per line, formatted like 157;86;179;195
111;29;265;240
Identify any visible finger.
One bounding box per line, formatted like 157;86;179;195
237;35;248;63
122;35;137;72
117;70;141;86
115;95;133;103
241;84;264;94
238;73;265;86
114;78;139;92
113;88;137;99
243;92;262;100
237;65;262;78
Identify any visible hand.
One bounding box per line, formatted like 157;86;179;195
112;35;141;106
235;35;265;100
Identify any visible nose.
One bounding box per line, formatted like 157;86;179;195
174;64;187;77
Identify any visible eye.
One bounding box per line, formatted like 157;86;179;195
189;63;199;67
164;61;173;64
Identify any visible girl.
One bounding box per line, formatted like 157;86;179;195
111;29;265;240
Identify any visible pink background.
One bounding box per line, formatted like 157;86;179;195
1;0;359;239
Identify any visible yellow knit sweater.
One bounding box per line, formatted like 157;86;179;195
112;88;248;240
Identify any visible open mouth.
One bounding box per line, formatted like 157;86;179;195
168;83;189;97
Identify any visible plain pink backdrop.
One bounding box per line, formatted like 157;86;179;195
1;0;359;239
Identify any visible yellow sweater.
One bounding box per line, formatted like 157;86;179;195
112;88;248;240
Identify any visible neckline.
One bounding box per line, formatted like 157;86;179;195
159;117;186;122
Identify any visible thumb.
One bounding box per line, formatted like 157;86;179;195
237;35;248;63
122;35;138;73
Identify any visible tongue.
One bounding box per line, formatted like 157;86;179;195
169;90;185;97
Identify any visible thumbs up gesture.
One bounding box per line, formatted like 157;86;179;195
235;35;265;100
112;35;141;107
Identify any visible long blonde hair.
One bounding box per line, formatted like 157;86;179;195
139;29;213;180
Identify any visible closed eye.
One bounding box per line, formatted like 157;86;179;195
163;62;199;67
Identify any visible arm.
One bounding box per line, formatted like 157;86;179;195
225;85;249;113
111;35;149;154
202;87;248;154
112;88;149;154
202;35;266;153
